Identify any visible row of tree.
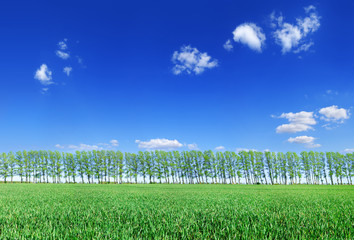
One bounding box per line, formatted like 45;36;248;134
0;150;352;184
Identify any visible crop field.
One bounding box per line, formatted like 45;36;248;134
0;184;352;239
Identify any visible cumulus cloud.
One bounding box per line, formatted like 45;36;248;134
276;111;316;133
232;23;266;52
63;66;72;76
135;138;183;150
56;50;70;60
223;39;233;51
34;64;53;85
215;146;225;151
319;105;350;124
55;144;65;149
172;45;218;75
271;5;320;54
287;136;321;148
110;139;119;147
344;149;354;153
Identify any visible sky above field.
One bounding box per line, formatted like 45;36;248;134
0;0;353;153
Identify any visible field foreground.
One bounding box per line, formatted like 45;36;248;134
0;184;352;239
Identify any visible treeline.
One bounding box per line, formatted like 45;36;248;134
0;150;352;185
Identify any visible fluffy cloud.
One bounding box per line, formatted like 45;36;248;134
319;105;350;123
344;149;354;153
110;139;119;147
223;39;233;51
172;45;218;75
187;143;199;150
135;138;183;150
232;23;266;52
276;111;316;133
287;135;321;148
63;66;72;76
34;64;53;85
55;144;65;149
215;146;225;151
56;50;70;59
271;5;320;54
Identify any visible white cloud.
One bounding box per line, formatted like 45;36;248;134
135;138;183;150
215;146;225;151
344;149;354;153
271;6;320;54
56;50;70;59
58;39;68;50
110;139;119;147
55;144;65;149
319;105;350;123
276;111;316;133
236;148;257;152
304;5;316;13
56;139;119;151
187;143;199;150
172;45;218;75
293;41;314;53
276;123;313;133
34;64;53;85
232;23;266;52
325;90;338;96
287;135;321;148
223;39;233;51
41;88;49;93
68;144;102;151
63;66;72;76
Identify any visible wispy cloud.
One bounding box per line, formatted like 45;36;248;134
223;39;233;51
172;45;218;75
271;5;320;54
55;139;119;151
110;139;119;147
68;143;102;151
187;143;199;150
56;50;70;59
215;146;225;151
56;39;70;59
58;39;68;50
63;66;72;76
344;148;354;153
236;148;257;152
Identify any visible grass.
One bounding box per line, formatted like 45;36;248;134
0;184;352;239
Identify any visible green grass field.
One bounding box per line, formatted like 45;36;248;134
0;184;352;239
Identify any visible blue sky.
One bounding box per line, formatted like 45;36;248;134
0;0;353;153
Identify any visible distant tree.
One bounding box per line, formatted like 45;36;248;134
16;151;24;183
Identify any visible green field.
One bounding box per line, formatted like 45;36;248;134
0;184;352;239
